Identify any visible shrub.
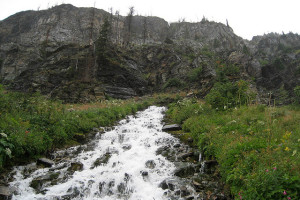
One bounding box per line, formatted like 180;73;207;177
205;80;251;110
294;86;300;104
188;67;203;82
163;78;185;89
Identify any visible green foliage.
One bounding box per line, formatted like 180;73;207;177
200;47;214;58
188;67;203;82
164;37;173;44
259;59;269;66
166;101;300;199
294;85;300;103
216;63;240;81
0;85;151;169
242;45;250;55
273;58;285;70
205;80;252;110
163;78;185;89
96;17;111;65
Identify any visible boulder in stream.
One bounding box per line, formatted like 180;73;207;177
162;124;182;131
91;153;111;168
0;186;12;200
67;162;84;172
37;158;55;167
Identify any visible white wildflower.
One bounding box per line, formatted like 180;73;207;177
0;132;7;138
5;148;11;157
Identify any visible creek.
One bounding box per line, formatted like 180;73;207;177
6;106;228;200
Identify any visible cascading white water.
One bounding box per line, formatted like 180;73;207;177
10;106;179;200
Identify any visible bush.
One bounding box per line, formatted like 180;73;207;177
294;86;300;104
188;67;203;82
163;78;185;89
205;80;251;110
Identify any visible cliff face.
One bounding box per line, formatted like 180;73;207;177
0;4;299;103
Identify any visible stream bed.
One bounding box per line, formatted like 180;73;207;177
4;106;229;200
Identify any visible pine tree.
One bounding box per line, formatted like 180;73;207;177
96;17;111;65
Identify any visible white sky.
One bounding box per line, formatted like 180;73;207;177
0;0;299;40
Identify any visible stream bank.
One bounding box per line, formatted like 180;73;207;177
1;106;230;200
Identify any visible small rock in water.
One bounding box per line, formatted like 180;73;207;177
145;160;156;169
37;158;55;167
141;171;149;177
173;143;181;148
92;153;111;168
68;162;84;172
122;144;132;150
0;186;12;199
92;127;100;133
162;124;182;131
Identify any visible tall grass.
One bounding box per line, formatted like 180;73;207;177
167;99;300;199
0;85;152;169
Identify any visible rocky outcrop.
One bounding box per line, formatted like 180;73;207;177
0;4;299;103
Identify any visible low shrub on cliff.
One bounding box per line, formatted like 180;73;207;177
167;100;300;199
0;85;151;169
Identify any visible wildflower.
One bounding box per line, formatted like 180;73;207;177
0;132;7;138
287;197;291;200
283;190;287;195
285;147;290;151
265;169;269;172
273;167;277;170
5;148;11;157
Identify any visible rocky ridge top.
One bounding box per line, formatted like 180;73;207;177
0;4;299;103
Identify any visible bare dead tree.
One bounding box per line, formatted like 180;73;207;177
125;6;135;46
115;10;120;44
143;16;148;44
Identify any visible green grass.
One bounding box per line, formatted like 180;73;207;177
0;85;152;169
167;99;300;199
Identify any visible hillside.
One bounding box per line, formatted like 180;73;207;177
0;4;299;103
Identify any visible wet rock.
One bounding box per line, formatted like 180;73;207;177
92;153;111;168
173;143;181;148
162;124;182;131
159;179;176;191
174;162;197;178
141;171;148;177
73;133;86;143
0;186;12;200
67;162;84;172
185;195;196;200
156;146;169;155
62;187;81;199
187;137;194;143
92;128;100;133
30;172;60;192
178;186;190;197
37;158;55;167
145;160;156;169
178;152;194;160
122;144;132;150
203;160;218;174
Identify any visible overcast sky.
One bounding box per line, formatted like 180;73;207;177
0;0;299;40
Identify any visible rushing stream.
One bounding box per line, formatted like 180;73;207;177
8;106;180;199
7;106;227;200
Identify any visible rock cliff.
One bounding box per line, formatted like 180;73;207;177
0;4;299;103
